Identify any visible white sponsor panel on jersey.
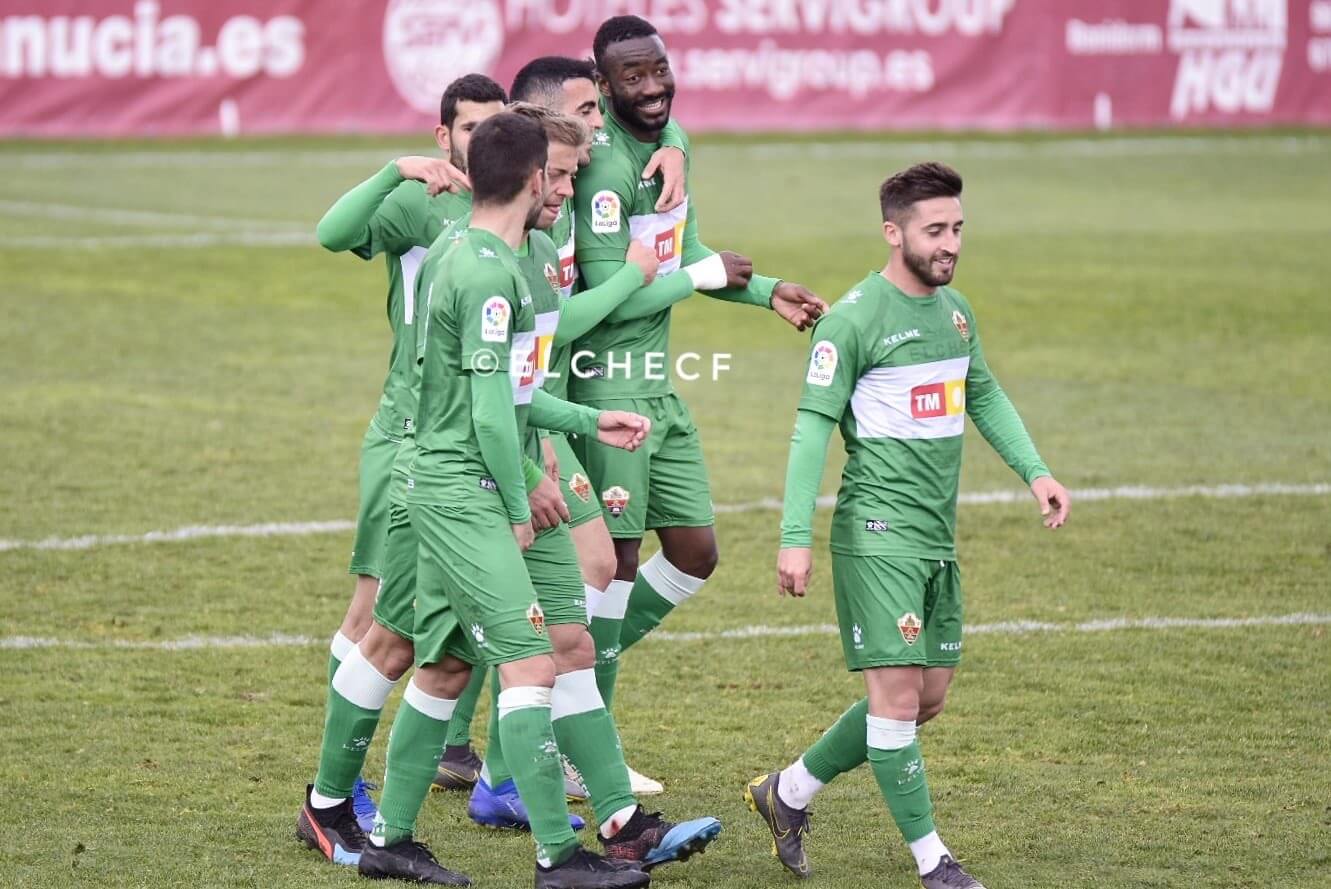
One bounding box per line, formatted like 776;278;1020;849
556;213;576;298
532;309;558;389
510;330;538;405
851;356;970;440
627;197;688;275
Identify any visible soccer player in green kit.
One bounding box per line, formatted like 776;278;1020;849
399;110;659;889
307;72;505;830
570;16;828;758
745;163;1071;889
455;103;723;866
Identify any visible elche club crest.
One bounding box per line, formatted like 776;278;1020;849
951;309;970;341
601;486;630;516
527;602;546;636
897;612;922;646
382;0;504;115
568;473;592;503
544;262;559;292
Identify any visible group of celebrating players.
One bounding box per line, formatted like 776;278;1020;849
294;14;1070;889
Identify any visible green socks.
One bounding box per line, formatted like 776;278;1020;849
373;679;457;844
444;667;487;748
550;668;636;826
313;645;396;800
803;697;870;783
867;715;935;844
589;580;631;708
618;553;705;653
498;686;580;867
481;668;513;787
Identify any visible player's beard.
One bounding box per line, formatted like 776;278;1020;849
609;86;673;137
523;195;543;231
901;235;957;288
450;143;467;174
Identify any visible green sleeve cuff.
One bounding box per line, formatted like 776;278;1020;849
522;455;546;494
707;271;780;308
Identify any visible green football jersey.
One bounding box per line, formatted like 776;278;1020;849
406;228;536;503
569;114;702;402
512;228;563;463
388;217;471;505
355;183;471;439
797;273;1046;560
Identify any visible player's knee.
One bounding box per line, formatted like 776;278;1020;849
669;543;718;580
361;624;413;680
581;548;617;593
916;697;946;725
551;626;596;673
379;641;415;680
415;658;472;699
613;542;641;581
497;654;557;690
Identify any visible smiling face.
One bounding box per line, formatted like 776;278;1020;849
596;35;675;140
537;141;579;230
885;196;964;289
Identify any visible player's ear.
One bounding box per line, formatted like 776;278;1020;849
593;69;612;98
883;220;902;249
434;125;450;153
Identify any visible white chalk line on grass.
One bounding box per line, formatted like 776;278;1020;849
1;135;1326;170
10;231;315;249
0;199;304;230
2;482;1326;554
4;613;1328;652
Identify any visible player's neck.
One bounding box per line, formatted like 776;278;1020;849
470;204;528;251
881;263;935;298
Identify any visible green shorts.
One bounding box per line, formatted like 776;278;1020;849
408;495;553;669
831;554;963;671
348;419;401;578
571;393;713;540
524;521;589;627
550;433;602;529
371;503;417;643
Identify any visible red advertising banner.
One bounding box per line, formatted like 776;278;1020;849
1;1;1328;138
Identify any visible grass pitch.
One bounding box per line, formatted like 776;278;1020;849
1;131;1329;888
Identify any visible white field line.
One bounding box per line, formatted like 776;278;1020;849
9;231;315;249
0;135;1325;170
1;482;1326;554
0;199;303;230
4;613;1328;652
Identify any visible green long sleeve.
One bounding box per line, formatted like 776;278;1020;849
315;161;403;252
553;263;644;345
522;455;547;494
659;120;688;154
965;334;1050;485
778;409;837;548
529;388;599;437
578;260;698;324
469;372;531;523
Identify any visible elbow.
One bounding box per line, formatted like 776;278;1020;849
314;217;352;252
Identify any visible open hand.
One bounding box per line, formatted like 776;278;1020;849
396;156;470;196
595;410;651;451
1031;476;1070;529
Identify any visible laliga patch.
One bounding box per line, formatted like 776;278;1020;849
591;190;621;234
897;612;922;646
481;296;510;343
527;602;547;636
952;309;970;341
569;472;592;503
806;340;838;387
601;485;630;517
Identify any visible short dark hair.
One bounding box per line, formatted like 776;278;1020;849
468;112;548;207
879;162;963;223
440;73;507;128
593;15;659;70
510;56;596;105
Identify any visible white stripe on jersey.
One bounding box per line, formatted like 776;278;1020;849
399;246;427;325
557;211;576;299
628;197;688;275
851;356;970;440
